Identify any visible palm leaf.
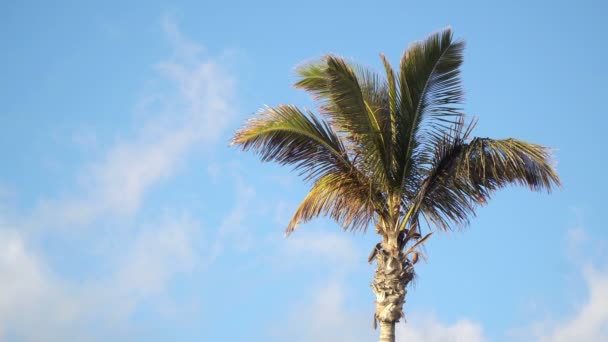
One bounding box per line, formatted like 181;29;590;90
380;54;398;175
233;28;560;248
295;56;392;190
404;232;433;257
395;28;466;202
463;138;561;192
232;105;351;181
294;60;332;102
286;171;382;234
409;119;560;231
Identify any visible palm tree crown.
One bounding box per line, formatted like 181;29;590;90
232;27;560;342
232;28;559;241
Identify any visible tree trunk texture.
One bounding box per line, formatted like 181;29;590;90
379;321;395;342
371;243;414;342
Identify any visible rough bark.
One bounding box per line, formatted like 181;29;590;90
371;241;415;342
379;321;395;342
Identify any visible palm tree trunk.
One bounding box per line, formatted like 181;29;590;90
371;240;414;342
379;321;395;342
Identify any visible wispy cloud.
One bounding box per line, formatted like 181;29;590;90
269;225;486;341
0;215;202;340
31;15;236;229
270;280;373;342
0;15;237;340
102;214;201;308
273;220;608;342
280;230;359;270
522;223;608;342
271;279;487;342
397;315;487;342
535;266;608;342
0;228;80;340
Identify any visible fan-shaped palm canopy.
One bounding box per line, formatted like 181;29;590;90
232;28;560;237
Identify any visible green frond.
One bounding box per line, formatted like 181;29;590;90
408;119;560;231
231;105;351;181
463;138;561;192
380;54;398;167
294;60;332;100
286;172;381;235
395;27;466;200
233;28;560;242
295;56;392;190
326;56;390;186
353;63;396;189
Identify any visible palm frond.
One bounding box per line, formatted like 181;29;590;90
411;118;477;230
403;232;433;257
380;54;398;173
231;105;350;181
286;171;381;234
294;60;332;101
395;27;466;200
408;119;560;231
234;28;560;245
295;56;392;190
353;62;394;184
463;138;561;192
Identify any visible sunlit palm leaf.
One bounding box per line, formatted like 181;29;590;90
354;63;394;182
463;138;560;192
295;56;391;189
395;28;466;201
410;120;560;231
232;29;561;335
294;60;332;102
232;105;351;181
233;28;560;242
286;172;381;234
380;54;398;174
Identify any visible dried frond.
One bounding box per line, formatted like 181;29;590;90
286;171;382;235
404;232;433;257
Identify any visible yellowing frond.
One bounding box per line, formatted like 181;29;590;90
286;172;380;235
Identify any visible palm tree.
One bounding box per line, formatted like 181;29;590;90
231;28;560;342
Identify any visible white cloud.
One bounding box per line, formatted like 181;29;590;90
272;280;487;342
216;175;256;250
0;215;201;341
281;230;359;268
36;130;193;226
519;222;608;342
203;164;258;266
271;227;485;341
161;14;203;63
107;214;200;303
32;15;236;228
0;16;234;340
272;280;373;342
271;220;603;342
525;266;608;342
269;206;608;342
396;315;487;342
0;228;83;340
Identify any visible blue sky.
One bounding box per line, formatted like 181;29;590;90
1;0;607;341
